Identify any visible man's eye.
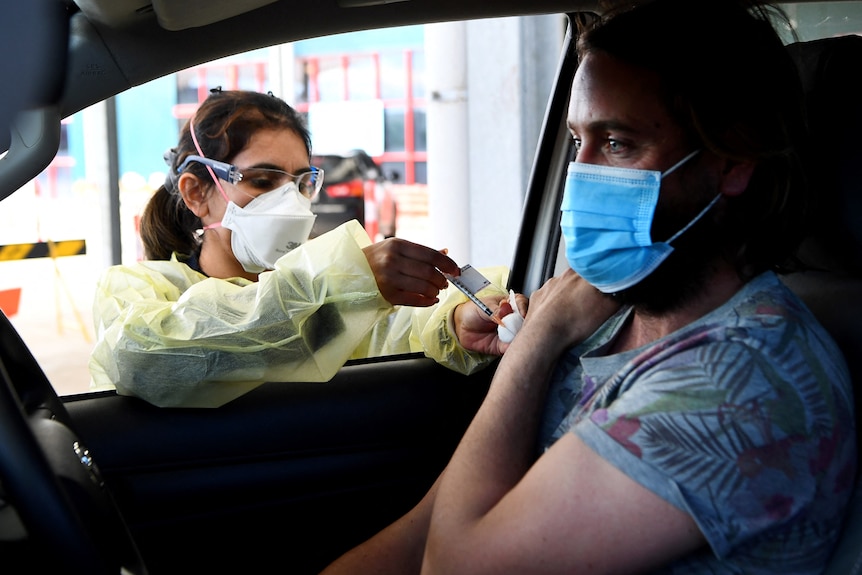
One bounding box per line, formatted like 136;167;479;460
607;139;624;153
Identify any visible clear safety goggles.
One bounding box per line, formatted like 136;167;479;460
177;154;324;199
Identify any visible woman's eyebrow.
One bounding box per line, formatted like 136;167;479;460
244;162;284;171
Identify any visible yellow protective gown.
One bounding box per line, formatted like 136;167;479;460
89;220;509;408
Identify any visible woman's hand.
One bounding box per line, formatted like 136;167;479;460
363;239;459;307
453;292;529;356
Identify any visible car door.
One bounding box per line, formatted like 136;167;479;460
49;13;581;575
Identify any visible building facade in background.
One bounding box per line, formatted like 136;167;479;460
42;26;426;206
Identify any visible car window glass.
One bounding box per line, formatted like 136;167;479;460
781;2;862;40
2;15;564;397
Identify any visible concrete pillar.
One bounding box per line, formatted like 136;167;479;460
425;15;565;269
83;100;118;269
269;42;296;105
465;15;565;268
425;21;471;265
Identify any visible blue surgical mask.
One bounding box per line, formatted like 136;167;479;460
560;150;720;293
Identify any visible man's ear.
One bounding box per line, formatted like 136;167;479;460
719;160;755;197
177;173;210;218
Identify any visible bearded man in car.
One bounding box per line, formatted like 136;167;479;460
321;1;856;573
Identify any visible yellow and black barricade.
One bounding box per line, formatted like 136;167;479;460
0;239;91;340
0;239;86;261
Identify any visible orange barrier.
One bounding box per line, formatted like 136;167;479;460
0;239;91;340
0;287;22;317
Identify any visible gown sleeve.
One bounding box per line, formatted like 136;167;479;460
89;220;391;407
90;220;507;408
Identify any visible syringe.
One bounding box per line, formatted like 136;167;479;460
444;265;504;326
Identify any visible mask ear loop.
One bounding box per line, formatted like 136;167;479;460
188;115;228;234
665;193;722;245
660;149;701;180
659;149;721;245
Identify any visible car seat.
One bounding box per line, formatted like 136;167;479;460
783;35;862;575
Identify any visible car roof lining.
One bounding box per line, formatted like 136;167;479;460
72;0;851;32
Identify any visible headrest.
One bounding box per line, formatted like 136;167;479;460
786;35;862;276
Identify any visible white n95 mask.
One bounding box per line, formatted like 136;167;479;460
221;182;317;273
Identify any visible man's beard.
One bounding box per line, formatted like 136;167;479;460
611;191;727;315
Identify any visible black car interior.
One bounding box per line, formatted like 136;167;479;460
0;6;861;575
783;34;862;575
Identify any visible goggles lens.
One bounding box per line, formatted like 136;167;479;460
177;155;324;199
238;166;323;199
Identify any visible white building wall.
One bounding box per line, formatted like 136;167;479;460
426;15;566;269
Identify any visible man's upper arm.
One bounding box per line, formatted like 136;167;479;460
423;432;704;574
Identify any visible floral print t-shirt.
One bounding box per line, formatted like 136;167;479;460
540;271;856;574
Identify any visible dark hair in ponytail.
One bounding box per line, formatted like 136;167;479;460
140;184;201;260
139;89;311;261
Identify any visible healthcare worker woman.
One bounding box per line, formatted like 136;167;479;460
89;89;512;408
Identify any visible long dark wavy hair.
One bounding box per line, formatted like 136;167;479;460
578;0;809;280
